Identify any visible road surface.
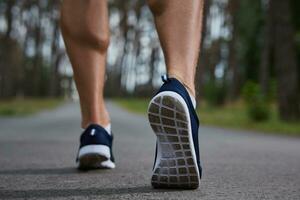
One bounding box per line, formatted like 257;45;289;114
0;101;299;200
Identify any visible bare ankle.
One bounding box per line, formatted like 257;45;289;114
81;118;110;129
81;106;110;129
168;72;196;97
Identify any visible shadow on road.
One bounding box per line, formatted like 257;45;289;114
0;167;119;175
0;167;194;198
0;167;79;175
0;186;184;199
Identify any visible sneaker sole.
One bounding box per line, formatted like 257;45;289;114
148;91;200;189
77;145;115;170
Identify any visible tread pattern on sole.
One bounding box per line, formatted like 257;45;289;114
148;95;199;189
78;153;108;170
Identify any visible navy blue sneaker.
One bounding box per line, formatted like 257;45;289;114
76;124;115;170
148;75;202;189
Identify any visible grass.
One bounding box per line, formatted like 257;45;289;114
0;98;64;117
114;98;300;137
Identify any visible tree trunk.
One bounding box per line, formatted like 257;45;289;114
259;2;273;96
32;3;43;96
4;0;15;38
195;0;210;102
271;0;300;121
227;0;240;101
49;11;62;97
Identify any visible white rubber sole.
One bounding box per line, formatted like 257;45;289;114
77;145;115;170
148;91;200;189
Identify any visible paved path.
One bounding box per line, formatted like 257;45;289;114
0;101;299;200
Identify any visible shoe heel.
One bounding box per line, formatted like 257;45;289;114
77;145;113;170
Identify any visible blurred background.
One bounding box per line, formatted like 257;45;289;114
0;0;299;135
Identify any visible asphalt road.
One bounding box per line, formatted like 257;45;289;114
0;101;299;200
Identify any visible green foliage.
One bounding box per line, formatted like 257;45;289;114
0;108;16;116
290;0;300;85
236;0;264;82
113;98;149;114
267;79;277;102
247;102;270;122
204;81;226;106
242;81;270;121
0;99;63;116
114;98;300;136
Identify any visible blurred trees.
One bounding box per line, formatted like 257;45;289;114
198;0;300;121
0;0;69;98
0;0;299;121
271;0;300;121
105;0;163;97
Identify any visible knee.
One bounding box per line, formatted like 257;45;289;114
147;0;166;15
60;11;109;52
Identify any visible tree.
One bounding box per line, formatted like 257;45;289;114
227;0;240;100
196;0;210;102
271;0;300;121
259;2;273;96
